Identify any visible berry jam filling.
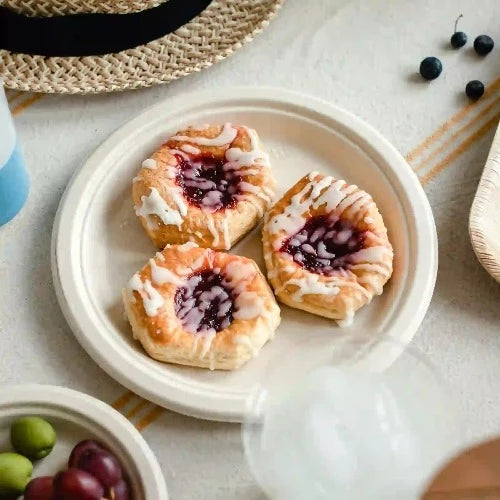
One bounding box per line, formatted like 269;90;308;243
280;215;366;275
174;270;234;334
175;154;242;212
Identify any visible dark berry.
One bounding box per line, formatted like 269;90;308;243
474;35;494;55
451;31;467;48
465;80;484;100
419;57;442;80
451;15;467;48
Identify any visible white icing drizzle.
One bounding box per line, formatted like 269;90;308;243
178;241;199;252
180;144;201;155
267;269;278;279
164;166;177;179
190;335;200;357
171;122;237;147
350;197;372;222
127;274;164;317
209;351;216;370
311;180;347;211
336;189;368;213
225;127;270;168
135;187;187;229
190;255;207;271
238;182;272;204
223;260;257;293
169;148;189;161
267;173;373;250
149;259;183;286
180;304;204;330
142;280;164;316
262;185;275;200
233;291;264;320
234;167;260;177
349;246;391;264
233;334;259;357
277;273;340;302
364;216;374;224
317;241;336;259
267;175;331;245
221;219;231;250
175;265;193;276
170;124;272;215
127;274;142;303
141;158;157;169
199;331;216;359
336;311;354;328
207;216;219;246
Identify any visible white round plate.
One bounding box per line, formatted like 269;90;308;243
52;87;437;422
0;384;168;498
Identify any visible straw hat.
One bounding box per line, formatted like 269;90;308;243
0;0;284;94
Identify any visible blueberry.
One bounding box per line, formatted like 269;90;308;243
474;35;494;55
450;14;467;48
465;80;484;100
451;31;467;48
419;57;442;80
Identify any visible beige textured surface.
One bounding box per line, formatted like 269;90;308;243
469;122;500;283
0;0;285;94
2;1;499;498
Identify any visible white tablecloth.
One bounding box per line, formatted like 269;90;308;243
1;0;499;498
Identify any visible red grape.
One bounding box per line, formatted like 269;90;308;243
75;448;122;488
108;478;130;500
68;440;104;468
53;469;104;500
24;476;54;500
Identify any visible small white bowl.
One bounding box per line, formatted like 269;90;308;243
0;384;168;499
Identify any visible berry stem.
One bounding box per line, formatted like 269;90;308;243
454;14;463;33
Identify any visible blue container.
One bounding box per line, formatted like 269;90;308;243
0;86;29;226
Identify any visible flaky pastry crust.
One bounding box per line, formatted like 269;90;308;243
262;172;393;325
133;123;275;250
123;243;281;370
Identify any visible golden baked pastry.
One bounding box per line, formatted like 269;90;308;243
262;172;393;326
122;243;281;370
133;123;275;250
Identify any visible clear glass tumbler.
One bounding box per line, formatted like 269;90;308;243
0;82;29;226
243;336;461;500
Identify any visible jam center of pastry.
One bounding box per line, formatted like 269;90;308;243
175;155;242;212
174;270;234;334
280;215;366;275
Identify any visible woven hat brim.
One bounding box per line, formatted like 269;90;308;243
1;0;164;16
0;0;285;94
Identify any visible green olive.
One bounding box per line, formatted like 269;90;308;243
0;452;33;494
10;416;56;460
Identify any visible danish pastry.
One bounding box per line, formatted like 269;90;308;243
133;123;275;250
262;172;393;326
122;242;281;370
